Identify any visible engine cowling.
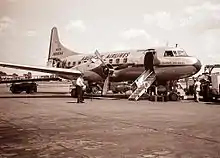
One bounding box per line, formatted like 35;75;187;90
102;63;114;77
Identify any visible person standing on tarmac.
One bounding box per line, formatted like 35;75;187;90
76;74;86;103
194;78;201;102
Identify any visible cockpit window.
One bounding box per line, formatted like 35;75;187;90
173;51;177;56
164;50;187;57
176;50;187;56
164;51;174;57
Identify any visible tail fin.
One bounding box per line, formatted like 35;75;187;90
48;27;79;61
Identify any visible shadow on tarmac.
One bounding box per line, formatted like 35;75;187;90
0;93;127;99
66;97;120;104
0;94;70;99
0;94;122;100
204;101;220;105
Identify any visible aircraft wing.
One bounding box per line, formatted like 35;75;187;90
0;62;82;79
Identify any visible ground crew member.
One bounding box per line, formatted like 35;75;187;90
194;78;201;102
76;75;86;103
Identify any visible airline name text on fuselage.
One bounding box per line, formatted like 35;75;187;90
81;52;130;61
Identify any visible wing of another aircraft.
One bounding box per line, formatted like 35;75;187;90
0;62;81;80
0;77;62;84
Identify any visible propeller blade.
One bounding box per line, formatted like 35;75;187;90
102;75;109;95
95;50;106;65
95;49;113;95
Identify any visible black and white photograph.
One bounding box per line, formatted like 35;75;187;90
0;0;220;157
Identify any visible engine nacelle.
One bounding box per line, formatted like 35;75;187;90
102;63;114;77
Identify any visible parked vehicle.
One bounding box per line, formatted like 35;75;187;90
10;82;37;94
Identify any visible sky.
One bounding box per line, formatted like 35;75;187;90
0;0;220;75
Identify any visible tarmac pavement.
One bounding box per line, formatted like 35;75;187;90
0;84;220;157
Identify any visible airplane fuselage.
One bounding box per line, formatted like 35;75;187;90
50;47;201;83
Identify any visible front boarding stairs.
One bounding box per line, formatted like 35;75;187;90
128;70;156;101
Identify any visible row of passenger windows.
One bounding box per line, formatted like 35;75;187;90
108;58;128;64
67;60;88;67
64;58;128;67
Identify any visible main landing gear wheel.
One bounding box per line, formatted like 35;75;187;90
91;86;100;94
169;92;179;101
26;88;32;94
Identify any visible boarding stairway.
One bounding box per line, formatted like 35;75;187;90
128;70;156;101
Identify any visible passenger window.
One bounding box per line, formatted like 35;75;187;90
116;58;120;64
83;60;87;63
109;59;113;64
164;51;174;57
72;61;76;67
62;61;66;68
56;62;61;68
123;58;127;63
78;61;81;65
67;62;71;67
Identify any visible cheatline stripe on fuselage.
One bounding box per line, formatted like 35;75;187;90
64;63;195;69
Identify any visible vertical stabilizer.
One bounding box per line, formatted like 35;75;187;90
48;27;79;61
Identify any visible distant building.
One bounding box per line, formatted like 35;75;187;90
0;75;14;81
23;72;32;79
0;71;7;76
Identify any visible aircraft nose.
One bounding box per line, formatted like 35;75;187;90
193;58;202;72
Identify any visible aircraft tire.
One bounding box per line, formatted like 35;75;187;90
34;87;37;93
33;84;37;92
10;86;21;94
26;87;34;94
112;90;118;94
169;92;179;101
26;88;31;94
91;86;100;94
